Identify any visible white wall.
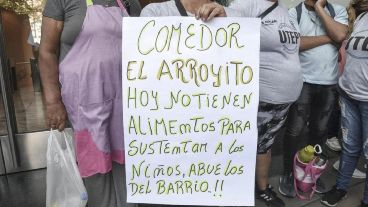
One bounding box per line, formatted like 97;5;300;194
282;0;349;8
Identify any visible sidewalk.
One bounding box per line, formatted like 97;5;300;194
256;154;366;207
0;147;366;207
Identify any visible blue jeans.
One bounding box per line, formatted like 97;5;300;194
336;95;368;203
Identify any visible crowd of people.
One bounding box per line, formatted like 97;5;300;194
39;0;368;207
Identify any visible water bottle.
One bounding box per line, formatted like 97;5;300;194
298;145;315;163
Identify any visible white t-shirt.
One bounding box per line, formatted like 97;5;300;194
339;12;368;101
228;0;303;104
289;3;348;85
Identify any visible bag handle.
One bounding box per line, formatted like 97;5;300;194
49;129;76;160
116;0;130;16
175;0;189;17
257;1;278;20
314;144;323;154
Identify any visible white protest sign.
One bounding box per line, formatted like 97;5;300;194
122;17;260;206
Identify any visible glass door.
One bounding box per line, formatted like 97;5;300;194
0;11;18;174
0;90;8;175
0;8;48;174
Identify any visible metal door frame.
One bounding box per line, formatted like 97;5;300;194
0;11;18;171
0;10;49;174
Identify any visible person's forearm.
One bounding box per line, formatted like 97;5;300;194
300;35;332;51
315;5;347;43
39;50;62;104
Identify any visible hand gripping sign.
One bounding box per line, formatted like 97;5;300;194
122;17;260;206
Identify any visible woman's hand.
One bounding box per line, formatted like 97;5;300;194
39;17;66;131
46;101;67;131
196;2;227;21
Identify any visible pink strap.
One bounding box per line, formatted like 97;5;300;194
116;0;129;16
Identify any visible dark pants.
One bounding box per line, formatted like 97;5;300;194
283;83;337;174
327;92;341;139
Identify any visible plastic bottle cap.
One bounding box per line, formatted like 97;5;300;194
305;145;315;154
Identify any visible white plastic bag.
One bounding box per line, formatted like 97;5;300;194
46;129;88;207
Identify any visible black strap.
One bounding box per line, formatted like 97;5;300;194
358;11;368;20
257;1;278;20
296;2;303;24
120;0;131;14
326;2;336;18
175;0;188;17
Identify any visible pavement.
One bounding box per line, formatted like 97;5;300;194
0;131;366;207
257;154;366;207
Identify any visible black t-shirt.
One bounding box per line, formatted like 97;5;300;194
43;0;141;61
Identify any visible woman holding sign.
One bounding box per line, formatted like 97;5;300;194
140;0;229;17
197;1;303;207
39;0;141;206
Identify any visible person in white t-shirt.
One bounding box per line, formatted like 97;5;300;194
321;0;368;206
280;0;348;198
197;1;303;206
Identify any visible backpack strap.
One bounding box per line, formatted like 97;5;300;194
296;2;303;24
326;2;336;19
295;2;335;25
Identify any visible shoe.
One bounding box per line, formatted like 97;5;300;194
362;201;368;207
278;173;296;198
326;137;342;151
316;178;328;194
321;186;347;207
333;160;366;179
256;185;285;207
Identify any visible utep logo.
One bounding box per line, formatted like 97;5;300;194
278;23;300;54
346;29;368;59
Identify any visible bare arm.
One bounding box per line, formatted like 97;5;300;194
314;0;347;43
300;35;332;51
39;16;67;131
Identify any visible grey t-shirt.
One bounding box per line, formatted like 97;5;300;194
140;0;238;17
141;0;302;104
141;1;192;16
228;0;303;104
43;0;141;62
339;12;368;101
